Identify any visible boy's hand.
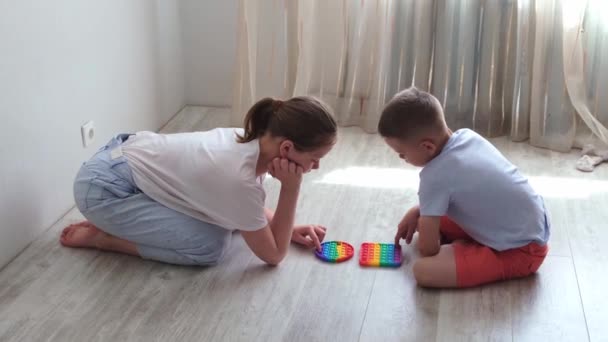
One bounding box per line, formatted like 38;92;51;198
291;225;327;251
395;205;420;245
268;158;303;190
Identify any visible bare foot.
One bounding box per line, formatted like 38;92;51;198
60;222;105;249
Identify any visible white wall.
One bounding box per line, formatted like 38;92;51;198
180;0;238;106
0;0;185;268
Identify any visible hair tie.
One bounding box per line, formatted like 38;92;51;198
272;99;284;112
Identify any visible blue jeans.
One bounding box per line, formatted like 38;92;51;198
73;134;231;266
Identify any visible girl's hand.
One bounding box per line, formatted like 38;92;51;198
268;158;303;190
395;205;420;245
291;225;327;251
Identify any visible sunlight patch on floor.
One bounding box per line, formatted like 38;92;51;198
315;167;419;190
316;166;608;199
527;176;608;199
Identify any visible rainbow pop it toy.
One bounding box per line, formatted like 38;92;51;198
315;241;354;263
359;243;402;267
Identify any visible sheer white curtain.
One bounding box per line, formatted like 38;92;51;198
232;0;608;153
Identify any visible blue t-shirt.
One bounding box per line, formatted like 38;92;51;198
419;129;550;251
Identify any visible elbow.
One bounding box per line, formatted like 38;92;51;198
418;244;440;257
264;258;282;267
263;252;286;266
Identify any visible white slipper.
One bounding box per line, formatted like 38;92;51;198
576;155;605;172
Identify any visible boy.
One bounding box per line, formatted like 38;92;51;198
378;87;550;288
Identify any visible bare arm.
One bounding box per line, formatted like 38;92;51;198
240;158;301;265
417;216;441;257
395;204;421;245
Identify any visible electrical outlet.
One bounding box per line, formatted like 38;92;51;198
81;121;95;147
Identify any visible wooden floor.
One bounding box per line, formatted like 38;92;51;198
1;106;607;342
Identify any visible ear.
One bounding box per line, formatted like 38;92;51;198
420;140;437;155
279;140;294;158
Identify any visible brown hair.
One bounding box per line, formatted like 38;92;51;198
237;96;337;151
378;87;446;140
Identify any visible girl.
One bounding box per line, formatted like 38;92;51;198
60;96;337;266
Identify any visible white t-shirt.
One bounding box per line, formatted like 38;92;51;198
121;128;268;231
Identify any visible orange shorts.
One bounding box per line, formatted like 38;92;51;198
440;216;548;288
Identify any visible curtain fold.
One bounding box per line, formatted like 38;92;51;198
232;0;608;152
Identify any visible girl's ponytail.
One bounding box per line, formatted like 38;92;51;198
237;97;275;143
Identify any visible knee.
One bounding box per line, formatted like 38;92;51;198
181;233;231;266
412;259;433;287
